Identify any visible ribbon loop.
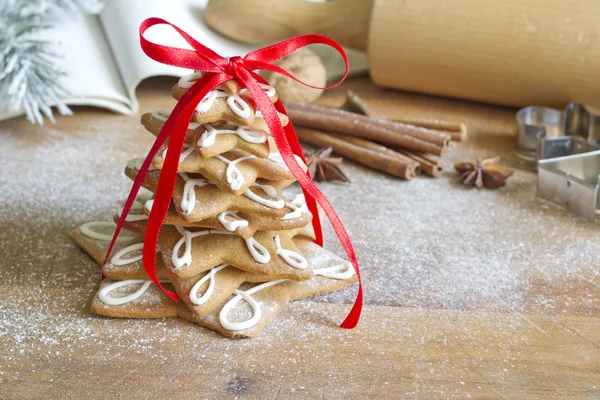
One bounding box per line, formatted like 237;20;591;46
105;18;363;329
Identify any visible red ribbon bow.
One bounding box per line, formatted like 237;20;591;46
105;17;362;329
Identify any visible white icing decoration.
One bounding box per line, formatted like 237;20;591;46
280;202;302;220
273;235;307;269
172;226;213;268
151;110;200;130
267;152;307;173
178;72;202;88
110;243;143;266
172;227;270;267
189;264;229;305
144;199;154;212
98;279;169;306
126;157;156;171
313;261;356;280
179;73;277;120
291;193;308;210
217;249;354;332
226;94;251;119
245;237;270;264
219;279;287;331
196;89;230;113
180;173;209;215
198;124;267;148
239;83;276;98
215;154;255;191
217;211;249;232
80;221;135;243
161;142;194;163
118;203;148;222
243;183;285;209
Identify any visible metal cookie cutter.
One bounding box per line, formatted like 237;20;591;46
516;102;600;162
517;103;600;221
538;150;600;221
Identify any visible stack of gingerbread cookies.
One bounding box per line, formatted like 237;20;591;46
70;72;356;338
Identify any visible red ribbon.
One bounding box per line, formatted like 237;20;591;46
104;17;362;329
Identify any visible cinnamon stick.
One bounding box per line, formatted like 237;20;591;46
395;149;445;178
341;90;468;142
296;128;421;180
341;90;377;117
286;102;447;155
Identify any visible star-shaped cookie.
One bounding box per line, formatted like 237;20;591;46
171;76;289;128
158;225;313;281
141;112;271;159
87;237;357;338
151;146;295;195
179;237;357;338
125;165;288;221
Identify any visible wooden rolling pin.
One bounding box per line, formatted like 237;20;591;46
205;0;600;109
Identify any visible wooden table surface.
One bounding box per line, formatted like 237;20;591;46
1;77;599;399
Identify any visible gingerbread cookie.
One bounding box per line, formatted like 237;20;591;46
179;237;357;338
82;234;356;338
171;264;271;317
172;72;289;128
141;112;271;159
119;199;311;240
158;225;313;281
125;165;288;221
152;146;295;195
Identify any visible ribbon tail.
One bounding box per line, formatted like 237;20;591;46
249;72;324;246
239;73;362;328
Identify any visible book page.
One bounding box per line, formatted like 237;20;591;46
99;0;255;113
0;14;133;121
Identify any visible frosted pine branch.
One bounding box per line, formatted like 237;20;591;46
0;0;104;125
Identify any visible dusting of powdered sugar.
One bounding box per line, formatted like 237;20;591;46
1;100;599;397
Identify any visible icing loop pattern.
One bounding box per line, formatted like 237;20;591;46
110;242;144;266
98;279;170;306
217;210;249;232
180;173;209;215
274;235;308;269
218;262;355;331
172;227;269;267
215;154;255;191
243;183;285;209
178;73;276;120
172;226;213;268
197;124;267;148
280;202;303;221
313;261;356;280
245;237;270;264
189;264;229;305
219;279;287;331
80;221;135;243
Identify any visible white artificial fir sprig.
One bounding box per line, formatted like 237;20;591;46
0;0;104;125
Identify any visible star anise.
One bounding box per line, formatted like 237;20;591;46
306;147;350;182
454;157;513;189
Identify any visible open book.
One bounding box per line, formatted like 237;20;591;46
0;0;367;122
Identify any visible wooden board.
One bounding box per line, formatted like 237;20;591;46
1;77;599;399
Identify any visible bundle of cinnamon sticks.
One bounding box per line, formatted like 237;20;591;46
286;91;467;180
